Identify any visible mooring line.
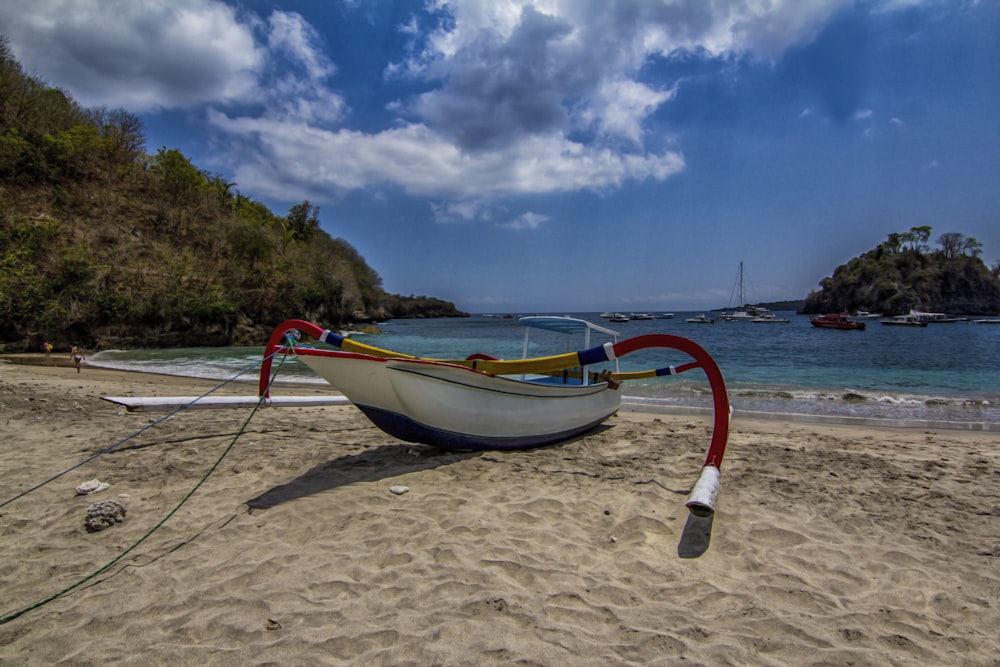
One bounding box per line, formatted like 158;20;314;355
0;349;280;509
0;351;290;624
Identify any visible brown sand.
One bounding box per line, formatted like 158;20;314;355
1;359;997;665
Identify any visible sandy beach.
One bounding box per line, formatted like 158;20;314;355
1;358;997;665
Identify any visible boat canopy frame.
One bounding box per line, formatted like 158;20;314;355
518;316;620;385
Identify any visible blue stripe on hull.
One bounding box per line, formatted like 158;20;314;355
355;404;615;451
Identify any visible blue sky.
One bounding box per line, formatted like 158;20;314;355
3;0;998;313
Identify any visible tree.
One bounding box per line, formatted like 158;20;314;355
910;225;932;252
286;200;321;241
961;236;983;258
208;173;237;211
90;106;145;181
882;232;902;254
937;232;965;259
151;147;203;202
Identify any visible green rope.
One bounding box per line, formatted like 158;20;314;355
0;351;279;510
0;352;291;625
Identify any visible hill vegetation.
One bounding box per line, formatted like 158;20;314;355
801;226;1000;315
0;39;465;352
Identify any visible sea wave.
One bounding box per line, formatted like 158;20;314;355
623;385;999;430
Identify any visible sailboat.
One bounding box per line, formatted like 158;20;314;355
719;261;769;322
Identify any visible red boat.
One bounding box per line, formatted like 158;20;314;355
810;313;866;330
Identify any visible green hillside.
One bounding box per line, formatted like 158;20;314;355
801;226;1000;315
0;39;465;352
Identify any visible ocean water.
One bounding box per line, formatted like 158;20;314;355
89;312;1000;429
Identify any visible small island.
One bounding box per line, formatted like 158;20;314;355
801;226;1000;316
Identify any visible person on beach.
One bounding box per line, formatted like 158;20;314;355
70;345;85;373
44;341;53;365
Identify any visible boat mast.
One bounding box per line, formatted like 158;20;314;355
737;261;744;307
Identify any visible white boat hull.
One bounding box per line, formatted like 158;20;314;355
294;350;621;450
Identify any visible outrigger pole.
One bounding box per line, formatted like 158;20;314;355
102;394;350;412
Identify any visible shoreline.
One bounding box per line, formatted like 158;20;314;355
5;352;996;432
1;357;998;663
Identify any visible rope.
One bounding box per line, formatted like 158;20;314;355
0;350;290;625
0;349;279;509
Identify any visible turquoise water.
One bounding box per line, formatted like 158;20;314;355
90;312;1000;428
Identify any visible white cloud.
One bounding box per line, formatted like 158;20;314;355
266;10;336;82
431;200;488;224
0;0;262;110
591;79;676;146
499;212;549;231
398;0;859;150
206;111;685;202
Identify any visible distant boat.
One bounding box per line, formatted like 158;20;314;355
599;312;614;318
973;318;1000;324
630;312;655;320
609;313;629;323
751;313;790;324
880;314;928;327
854;310;883;319
719;261;769;321
686;313;715;324
655;313;675;319
811;313;866;330
909;310;968;323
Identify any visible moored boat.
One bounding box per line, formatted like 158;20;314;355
880;314;928;327
810;313;866;330
751;313;790;323
909;310;968;323
686;313;715;324
719;261;769;321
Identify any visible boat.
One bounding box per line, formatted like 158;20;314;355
257;316;732;515
719;261;768;322
880;314;928;327
686;314;715;324
609;313;629;323
973;318;1000;324
854;310;883;319
810;313;866;330
631;312;655;320
655;313;675;319
719;309;758;322
909;310;968;323
751;313;790;324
